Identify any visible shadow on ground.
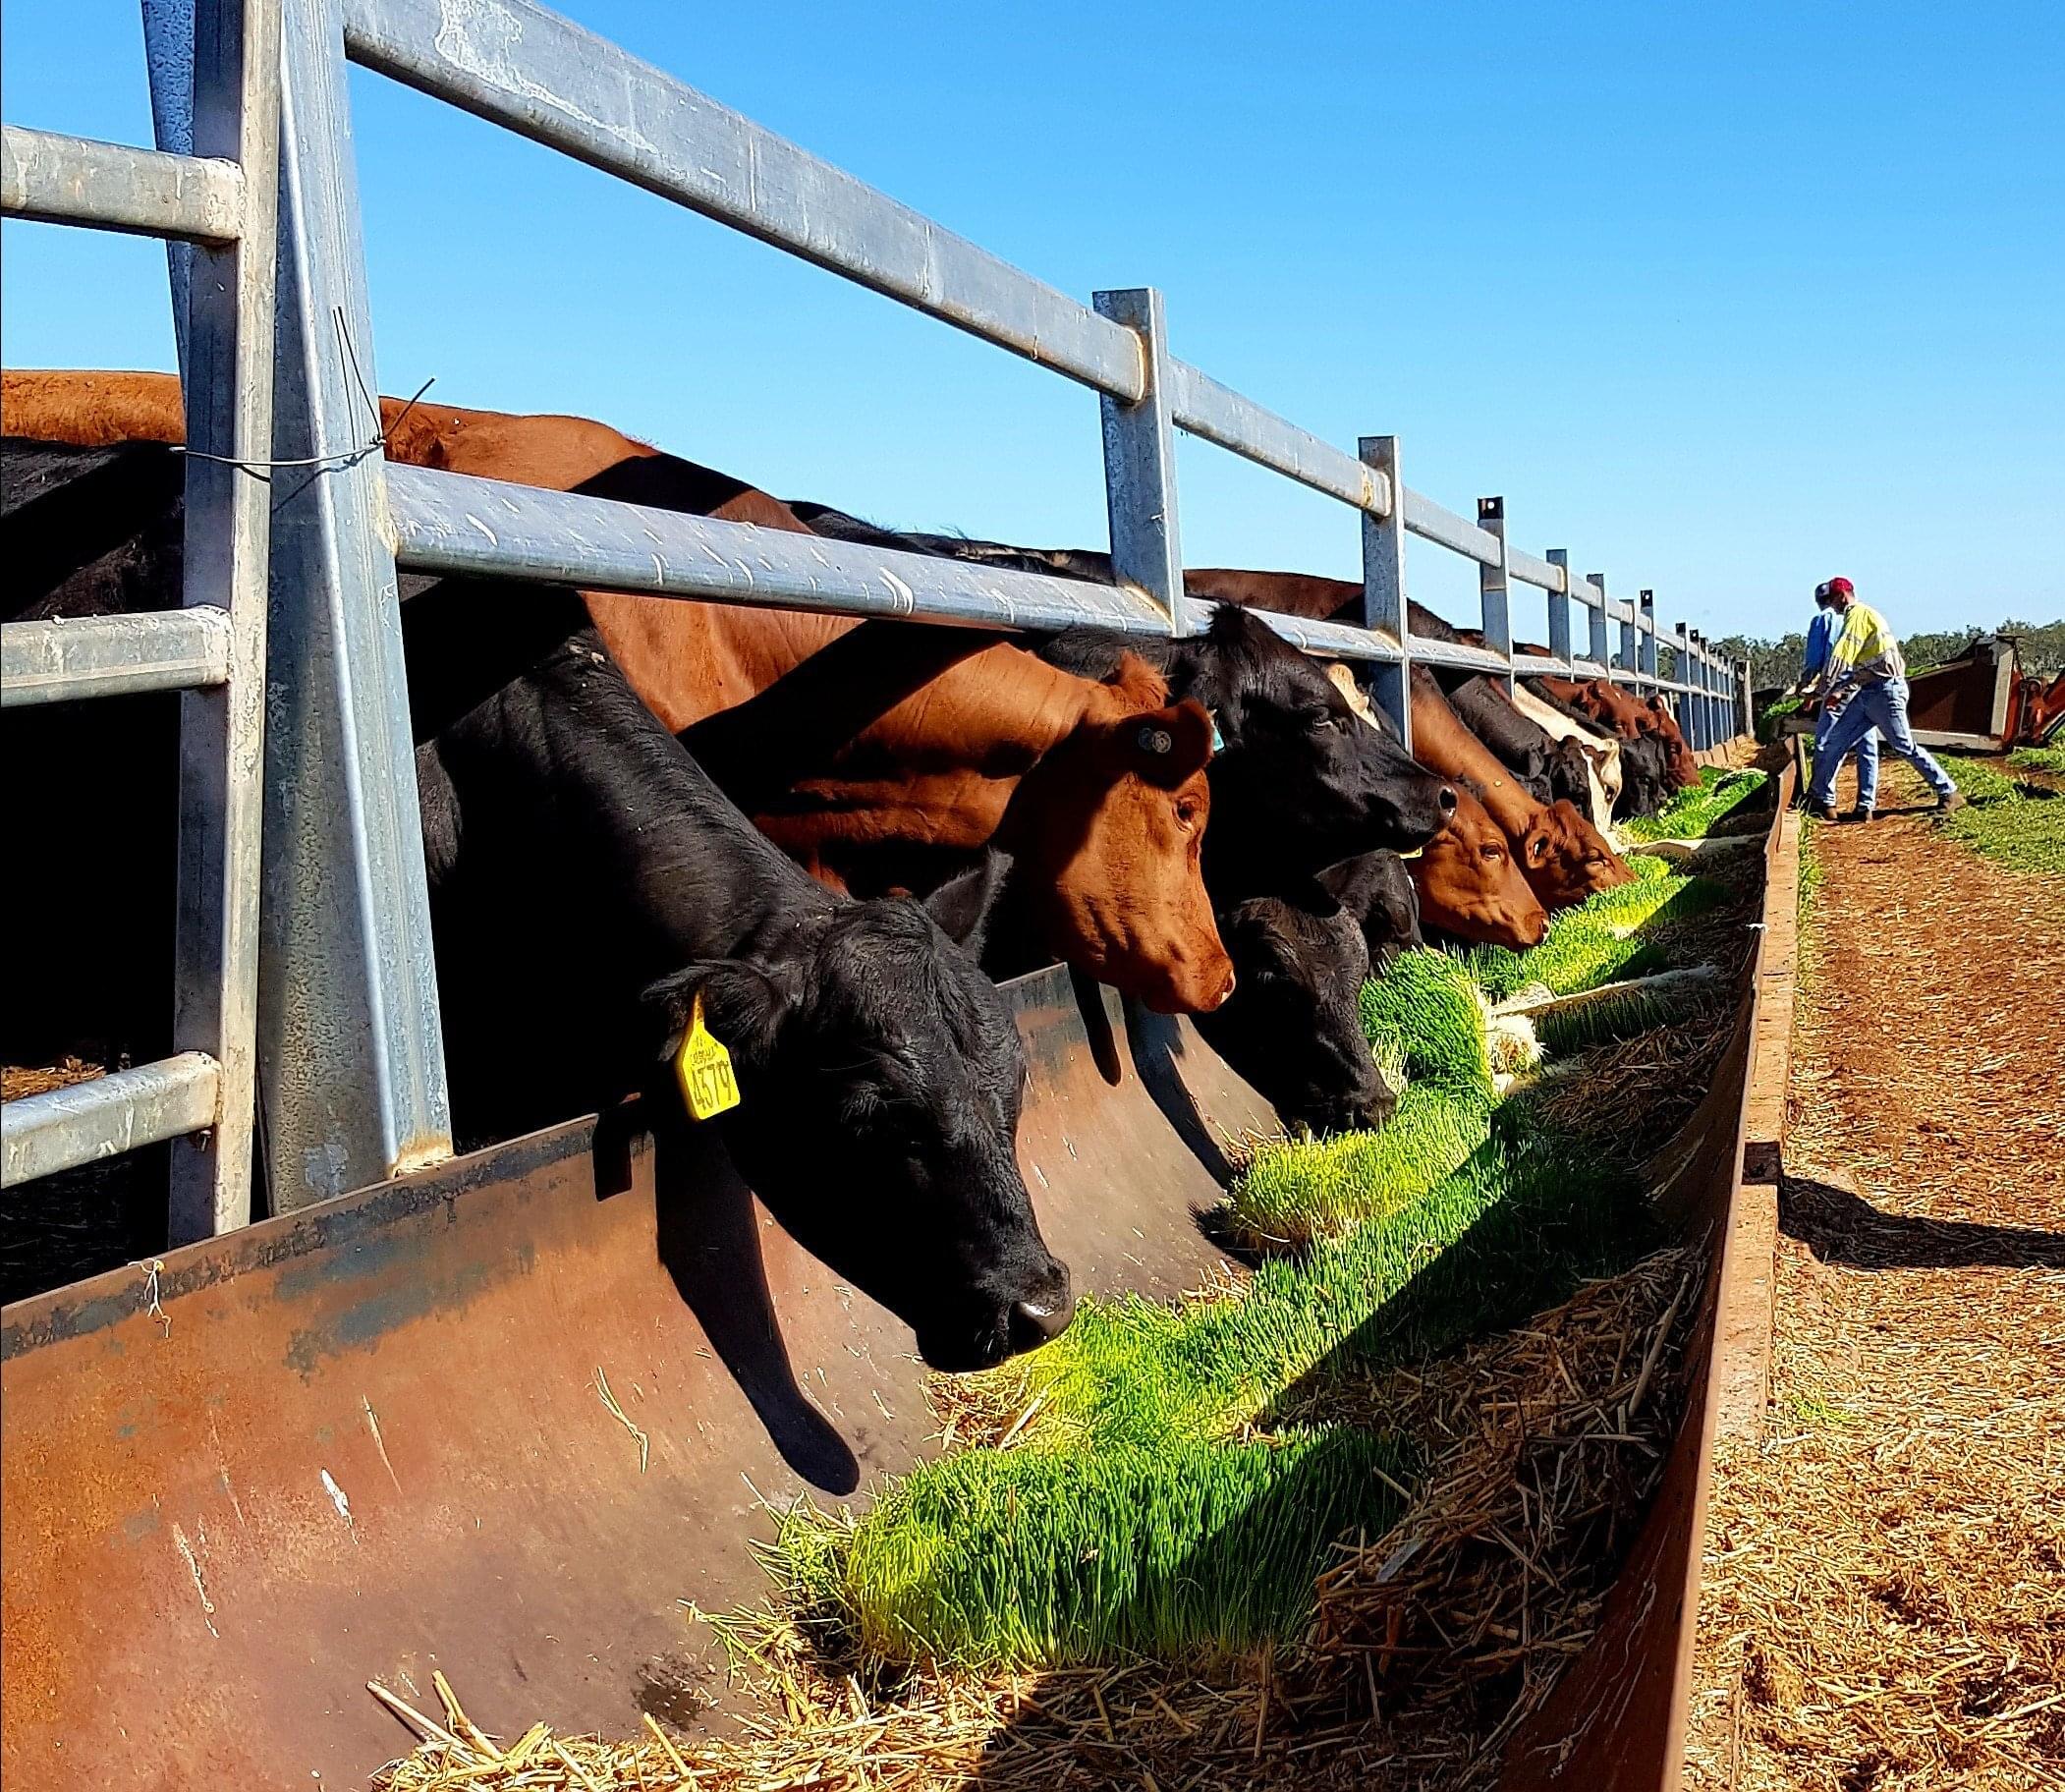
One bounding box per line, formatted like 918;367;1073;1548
1780;1174;2065;1271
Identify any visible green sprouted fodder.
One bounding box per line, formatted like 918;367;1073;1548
1620;768;1768;843
778;1428;1411;1669
1457;861;1729;1002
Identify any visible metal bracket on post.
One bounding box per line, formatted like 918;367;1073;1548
1544;548;1573;672
164;0;280;1243
254;0;452;1209
1478;497;1511;690
1360;435;1410;748
1639;589;1658;694
1093;287;1183;628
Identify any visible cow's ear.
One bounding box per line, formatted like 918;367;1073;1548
921;849;1012;953
1129;699;1215;788
1220;906;1298;980
643;960;794;1067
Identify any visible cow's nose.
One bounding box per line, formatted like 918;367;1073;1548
1436;785;1458;815
1009;1295;1072;1352
1212;967;1237;1007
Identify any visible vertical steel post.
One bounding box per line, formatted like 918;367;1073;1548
1478;497;1512;691
1602;574;1633;687
1544;547;1573;672
1639;589;1658;694
1582;564;1609;670
257;0;452;1208
1675;621;1694;740
1360;435;1410;747
141;0;197;375
1689;633;1711;750
1740;657;1755;741
1093;287;1183;626
164;0;280;1242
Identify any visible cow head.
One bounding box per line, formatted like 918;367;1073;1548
1175;610;1455;875
646;856;1073;1372
1517;799;1637;910
1314;846;1424;972
1614;735;1674;819
1643;697;1703;787
1196;898;1393;1138
1407;786;1549;949
999;670;1235;1014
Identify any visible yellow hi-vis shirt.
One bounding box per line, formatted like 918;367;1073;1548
1823;601;1907;690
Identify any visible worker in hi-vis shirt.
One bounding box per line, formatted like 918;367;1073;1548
1795;580;1880;820
1805;578;1964;822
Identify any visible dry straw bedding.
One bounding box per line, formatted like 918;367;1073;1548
1684;762;2065;1792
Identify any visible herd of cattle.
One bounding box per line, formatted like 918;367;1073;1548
0;368;1703;1372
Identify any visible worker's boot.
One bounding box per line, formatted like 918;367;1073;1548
1808;800;1839;821
1844;805;1874;822
1933;791;1969;816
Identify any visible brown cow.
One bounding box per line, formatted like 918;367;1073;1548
1323;666;1545;949
1407;670;1633;910
8;370;1234;1011
1409;785;1549;949
1535;675;1701;788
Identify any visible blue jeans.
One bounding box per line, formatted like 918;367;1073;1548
1811;677;1956;808
1814;696;1880;809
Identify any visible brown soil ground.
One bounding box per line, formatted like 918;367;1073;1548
1684;758;2065;1791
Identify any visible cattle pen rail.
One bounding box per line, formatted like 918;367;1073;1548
4;2;1764;1787
1;0;1750;1226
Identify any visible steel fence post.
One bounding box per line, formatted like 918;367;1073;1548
1639;588;1658;695
1360;435;1410;747
1478;497;1512;691
1092;287;1183;629
161;0;280;1241
255;0;452;1210
1544;548;1573;673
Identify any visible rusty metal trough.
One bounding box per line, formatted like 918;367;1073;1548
2;755;1795;1792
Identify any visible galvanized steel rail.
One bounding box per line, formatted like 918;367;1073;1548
0;0;280;1235
331;0;1750;746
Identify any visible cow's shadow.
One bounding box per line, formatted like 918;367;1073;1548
596;1102;862;1494
1780;1174;2065;1271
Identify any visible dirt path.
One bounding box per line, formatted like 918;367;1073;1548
1685;761;2065;1790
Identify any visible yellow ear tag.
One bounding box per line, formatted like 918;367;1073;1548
674;989;741;1121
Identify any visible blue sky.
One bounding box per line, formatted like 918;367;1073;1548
5;1;2061;643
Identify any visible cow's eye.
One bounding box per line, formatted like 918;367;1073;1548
1174;799;1200;830
1479;844;1503;863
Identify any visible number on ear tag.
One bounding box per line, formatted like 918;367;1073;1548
674;989;741;1121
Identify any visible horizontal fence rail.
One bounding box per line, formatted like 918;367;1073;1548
0;608;235;707
0;1053;221;1188
0;123;245;243
384;465;1662;679
334;0;1739;720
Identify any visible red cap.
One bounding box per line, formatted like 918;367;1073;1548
1825;577;1854;596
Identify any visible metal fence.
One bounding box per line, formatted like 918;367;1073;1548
1;0;1751;1234
0;0;279;1236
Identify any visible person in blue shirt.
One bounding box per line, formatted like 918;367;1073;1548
1794;578;1879;819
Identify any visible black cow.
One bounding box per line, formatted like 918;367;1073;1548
1315;849;1424;972
1446;676;1555;804
1194;891;1389;1138
4;438;1073;1371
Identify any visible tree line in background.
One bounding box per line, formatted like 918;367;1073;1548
1672;617;2065;693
